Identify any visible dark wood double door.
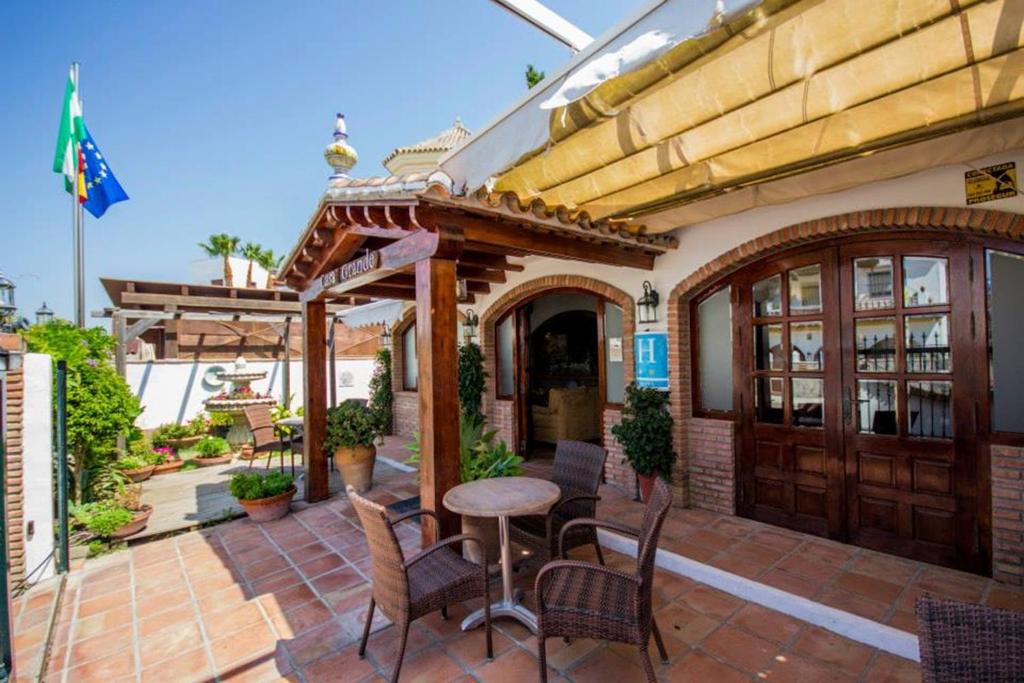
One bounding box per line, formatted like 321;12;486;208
735;237;987;573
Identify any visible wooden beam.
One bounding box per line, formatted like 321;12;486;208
125;318;159;342
458;252;525;272
447;213;657;269
123;291;315;313
302;299;329;503
416;253;463;546
455;264;506;284
345;284;418;301
350;225;415;240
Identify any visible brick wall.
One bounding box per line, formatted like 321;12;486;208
602;408;636;496
4;365;25;583
686;417;736;514
391;308;418;439
493;400;514;448
393;392;418;439
992;445;1024;586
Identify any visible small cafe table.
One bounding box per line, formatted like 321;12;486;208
443;476;561;634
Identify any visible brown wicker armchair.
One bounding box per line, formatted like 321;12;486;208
510;440;608;565
347;486;492;683
916;594;1024;683
535;477;673;683
243;405;296;474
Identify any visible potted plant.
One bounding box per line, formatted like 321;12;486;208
405;415;523;565
72;484;153;540
151;421;203;450
193;435;234;466
151;446;184;475
113;445;156;482
229;471;296;522
324;399;380;493
611;383;675;502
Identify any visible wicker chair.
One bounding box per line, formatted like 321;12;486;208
347;486;492;682
535;477;672;683
916;594;1024;683
242;405;295;474
510;440;608;566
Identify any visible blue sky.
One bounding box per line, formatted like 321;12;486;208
1;1;660;322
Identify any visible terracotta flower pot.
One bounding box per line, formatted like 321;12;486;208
152;460;184;475
460;515;500;567
239;486;296;523
196;454;234;467
238;445;255;460
333;445;376;493
167;435;202;449
637;473;657;503
120;465;156;483
111;505;153;539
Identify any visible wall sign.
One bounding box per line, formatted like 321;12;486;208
635;331;669;391
320;251;380;289
965;162;1017;205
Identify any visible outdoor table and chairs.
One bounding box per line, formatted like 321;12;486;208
443;475;561;633
244;406;301;476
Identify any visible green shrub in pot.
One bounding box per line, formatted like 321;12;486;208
610;383;674;502
323;400;380;492
230;472;296;521
194;436;231;458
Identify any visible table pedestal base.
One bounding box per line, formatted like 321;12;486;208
461;599;538;633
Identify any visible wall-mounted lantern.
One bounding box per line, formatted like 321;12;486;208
379;324;392;349
637;280;660;325
0;271;15;326
35;302;54;325
463;309;479;344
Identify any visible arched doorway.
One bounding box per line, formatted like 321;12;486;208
686;227;1024;575
486;283;633;460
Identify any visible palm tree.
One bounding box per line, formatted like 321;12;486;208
240;242;263;288
198;233;240;285
257;248;286;288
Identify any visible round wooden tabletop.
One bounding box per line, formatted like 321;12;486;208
443;477;561;518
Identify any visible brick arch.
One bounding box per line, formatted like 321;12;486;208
665;206;1024;512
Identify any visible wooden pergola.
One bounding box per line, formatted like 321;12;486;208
280;177;675;543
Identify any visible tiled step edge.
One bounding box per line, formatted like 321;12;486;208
376;454;416;473
597;529;920;662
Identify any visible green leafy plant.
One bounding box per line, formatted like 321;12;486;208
526;64;545;89
207;411;234;437
229;471;294;501
150;422;190;447
457;342;486;424
610;383;675;478
113;455;149;471
71;500;134;537
270;401;303;437
194;436;231;458
180;459;200;472
22;321;142;502
240;241;264;287
256;248;285;288
368;347;393;435
197;233;241;284
323;400;379;453
405;415;523;482
186;414;209;436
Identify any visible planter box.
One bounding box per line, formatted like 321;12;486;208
152;460;184;475
119;465;156;483
239;487;296;523
195;454;234;467
111;505;153;539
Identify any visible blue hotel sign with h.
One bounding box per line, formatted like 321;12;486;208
635;332;669;390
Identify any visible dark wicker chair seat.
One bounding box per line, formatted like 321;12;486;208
407;547;483;621
917;594;1024;683
510;440;608;563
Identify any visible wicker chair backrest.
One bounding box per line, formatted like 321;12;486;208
635;478;672;619
243;405;277;449
551;440;607;496
347;487;410;619
917;594;1024;683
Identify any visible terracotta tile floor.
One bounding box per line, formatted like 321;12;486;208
36;454;1021;682
10;574;63;682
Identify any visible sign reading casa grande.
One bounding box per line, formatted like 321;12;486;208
320;251;380;289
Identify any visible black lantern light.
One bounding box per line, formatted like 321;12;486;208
463;309;479;344
35;302;54;325
0;271;15;325
637;280;660;324
379;324;392;349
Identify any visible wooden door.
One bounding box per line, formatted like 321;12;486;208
513;305;532;454
736;249;845;538
838;240;982;570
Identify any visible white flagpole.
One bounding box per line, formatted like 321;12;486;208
71;62;85;328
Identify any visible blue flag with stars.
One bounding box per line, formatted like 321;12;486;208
80;125;128;218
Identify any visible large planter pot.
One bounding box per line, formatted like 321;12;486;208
637;473;657;503
152;460;184;476
119;465;155;483
461;515;500;567
111;505;153;539
333;445;376;493
166;435;202;449
239;486;296;523
196;454;234;467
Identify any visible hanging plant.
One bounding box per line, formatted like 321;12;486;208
458;341;486;424
368;347;393;435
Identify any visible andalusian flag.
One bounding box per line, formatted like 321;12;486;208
52;66;128;218
52;68;85;199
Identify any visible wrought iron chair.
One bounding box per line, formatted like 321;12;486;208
535;477;673;683
347;486;493;683
510;439;608;565
242;405;296;474
916;594;1024;683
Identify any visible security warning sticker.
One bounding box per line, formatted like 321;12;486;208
965;162;1018;205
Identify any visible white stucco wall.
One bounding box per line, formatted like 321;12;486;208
22;353;54;582
465;147;1024;327
128;358;375;428
189;256;271;288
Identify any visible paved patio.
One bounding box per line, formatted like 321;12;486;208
34;452;1024;682
10;574;63;683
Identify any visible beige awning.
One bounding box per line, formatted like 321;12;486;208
447;0;1024;232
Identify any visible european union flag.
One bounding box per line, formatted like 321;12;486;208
80;125;128;218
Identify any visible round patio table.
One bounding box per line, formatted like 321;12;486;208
444;476;561;634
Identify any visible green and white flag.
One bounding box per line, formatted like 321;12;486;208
52;67;84;195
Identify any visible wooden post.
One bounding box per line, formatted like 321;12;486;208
302;299;329;502
415;238;463;545
282;317;292;409
112;310;127;377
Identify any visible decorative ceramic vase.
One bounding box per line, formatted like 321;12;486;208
239;487;296;523
333;445;376;493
